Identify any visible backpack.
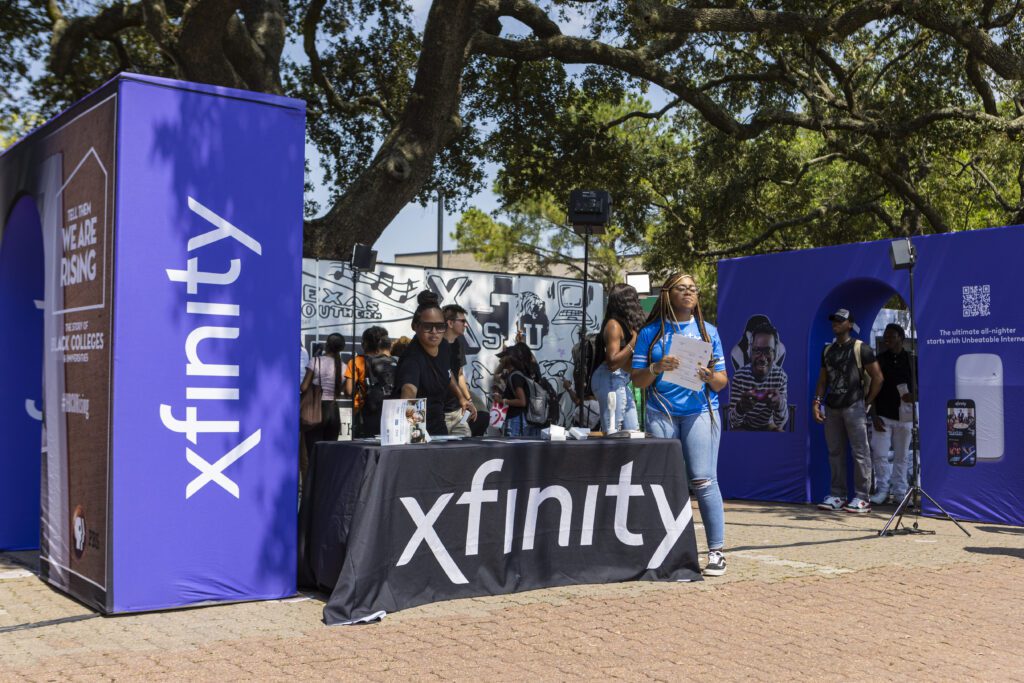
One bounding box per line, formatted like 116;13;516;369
511;371;555;426
824;339;871;397
572;333;599;396
361;354;398;416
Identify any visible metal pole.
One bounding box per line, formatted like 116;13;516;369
437;190;444;269
315;257;321;346
351;264;357;369
577;227;590;427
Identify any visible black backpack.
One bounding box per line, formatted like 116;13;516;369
361;354;398;416
572;333;599;397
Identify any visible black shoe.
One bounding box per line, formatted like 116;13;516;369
704;550;726;576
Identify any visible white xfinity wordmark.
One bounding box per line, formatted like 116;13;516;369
160;197;262;499
396;459;693;584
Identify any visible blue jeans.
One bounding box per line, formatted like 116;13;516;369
646;409;724;551
504;413;541;437
591;364;639;433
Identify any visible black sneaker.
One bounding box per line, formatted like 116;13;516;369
704;550;726;576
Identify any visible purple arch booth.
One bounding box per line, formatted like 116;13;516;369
0;74;305;612
717;226;1024;527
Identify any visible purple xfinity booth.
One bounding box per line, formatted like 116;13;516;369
717;226;1024;527
0;73;305;612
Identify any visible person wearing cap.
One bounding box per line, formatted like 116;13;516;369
813;308;884;513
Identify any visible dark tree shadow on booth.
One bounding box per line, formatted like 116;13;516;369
147;78;305;597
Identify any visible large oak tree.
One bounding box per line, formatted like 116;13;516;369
4;1;1024;260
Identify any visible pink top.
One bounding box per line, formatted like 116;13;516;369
306;355;340;401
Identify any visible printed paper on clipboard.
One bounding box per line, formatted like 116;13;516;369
662;336;713;391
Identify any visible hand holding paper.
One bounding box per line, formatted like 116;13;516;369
661;336;713;391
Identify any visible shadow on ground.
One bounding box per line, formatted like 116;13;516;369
964;546;1024;560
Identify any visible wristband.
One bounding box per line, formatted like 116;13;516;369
649;363;658;376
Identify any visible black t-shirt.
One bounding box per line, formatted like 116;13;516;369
443;335;468;412
503;372;530;419
392;337;452;436
875;349;916;420
821;338;876;409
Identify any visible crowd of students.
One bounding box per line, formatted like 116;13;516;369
300;273;730;577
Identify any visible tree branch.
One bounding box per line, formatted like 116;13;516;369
629;1;897;41
699;197;886;257
965;54;998;116
302;0;396;123
600;96;681;132
498;0;561;39
953;157;1017;212
48;1;146;77
904;2;1024;80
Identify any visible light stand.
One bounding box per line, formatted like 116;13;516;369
879;238;970;537
573;224;598;427
568;189;611;429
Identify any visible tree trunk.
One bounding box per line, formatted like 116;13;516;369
303;0;485;259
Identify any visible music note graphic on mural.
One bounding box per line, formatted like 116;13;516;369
367;271;417;304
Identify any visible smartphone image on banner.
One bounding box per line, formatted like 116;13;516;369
955;353;1004;460
947;399;977;467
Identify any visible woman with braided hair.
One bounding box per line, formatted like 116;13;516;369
630;273;729;577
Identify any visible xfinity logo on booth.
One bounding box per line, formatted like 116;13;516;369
160;197;262;499
397;460;693;584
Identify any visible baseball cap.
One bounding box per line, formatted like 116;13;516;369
828;308;854;323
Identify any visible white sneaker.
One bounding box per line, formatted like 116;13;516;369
869;487;890;505
817;495;845;511
843;497;872;514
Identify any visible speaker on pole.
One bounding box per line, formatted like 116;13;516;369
352;243;377;272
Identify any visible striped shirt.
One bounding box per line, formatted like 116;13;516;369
727;364;789;431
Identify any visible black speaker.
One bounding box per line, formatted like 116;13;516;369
889;238;915;270
568;189;612;226
352;243;377;271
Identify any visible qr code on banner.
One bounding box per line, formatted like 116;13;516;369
962;285;991;317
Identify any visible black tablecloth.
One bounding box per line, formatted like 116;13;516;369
298;437;702;624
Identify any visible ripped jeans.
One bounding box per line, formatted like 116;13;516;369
646;408;724;551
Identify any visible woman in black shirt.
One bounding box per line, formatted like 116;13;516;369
393;291;476;436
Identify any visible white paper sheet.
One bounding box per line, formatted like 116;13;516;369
662;336;713;391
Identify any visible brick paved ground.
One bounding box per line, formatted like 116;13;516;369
3;501;1023;681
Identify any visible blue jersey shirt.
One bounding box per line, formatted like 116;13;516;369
632;318;726;417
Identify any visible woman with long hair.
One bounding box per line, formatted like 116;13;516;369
393;291;476;436
498;342;543;437
630;273;729;577
591;283;646;433
300;332;346;464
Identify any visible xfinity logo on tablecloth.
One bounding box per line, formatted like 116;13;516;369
159;197;263;499
396;459;693;584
